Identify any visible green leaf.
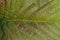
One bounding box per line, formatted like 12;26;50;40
0;0;60;40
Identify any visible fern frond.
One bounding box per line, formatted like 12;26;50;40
0;0;60;40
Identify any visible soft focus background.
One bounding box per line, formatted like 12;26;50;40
0;0;60;40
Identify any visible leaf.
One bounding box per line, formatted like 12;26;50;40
0;0;60;40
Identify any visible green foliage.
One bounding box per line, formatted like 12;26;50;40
0;0;60;40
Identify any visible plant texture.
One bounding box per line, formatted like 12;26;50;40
0;0;60;40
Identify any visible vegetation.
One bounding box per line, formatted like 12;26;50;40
0;0;60;40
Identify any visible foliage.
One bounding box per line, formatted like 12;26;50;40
0;0;60;40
